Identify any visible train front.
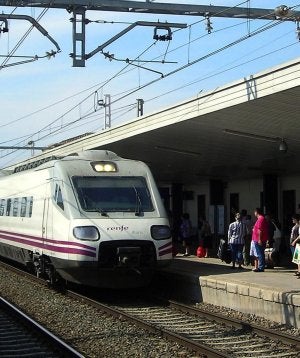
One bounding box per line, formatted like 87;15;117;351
57;152;173;288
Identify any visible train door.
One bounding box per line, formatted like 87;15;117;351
42;182;53;243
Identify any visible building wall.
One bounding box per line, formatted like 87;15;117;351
182;182;209;234
281;174;300;210
226;178;263;223
180;174;300;235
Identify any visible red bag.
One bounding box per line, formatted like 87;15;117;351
196;246;206;258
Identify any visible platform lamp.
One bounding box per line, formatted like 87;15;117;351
223;129;288;153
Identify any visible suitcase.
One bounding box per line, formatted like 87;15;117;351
217;239;232;264
264;248;274;269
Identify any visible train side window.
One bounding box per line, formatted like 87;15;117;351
21;197;27;217
28;196;33;217
13;198;19;217
54;184;64;211
6;199;11;216
0;199;6;216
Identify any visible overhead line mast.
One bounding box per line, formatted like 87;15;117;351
0;1;299;67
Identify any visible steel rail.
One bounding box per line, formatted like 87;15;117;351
0;260;226;356
1;259;300;356
0;295;84;357
168;300;300;351
67;290;230;358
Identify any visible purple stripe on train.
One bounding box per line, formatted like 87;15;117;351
159;247;173;256
0;229;96;251
158;241;172;250
0;232;96;257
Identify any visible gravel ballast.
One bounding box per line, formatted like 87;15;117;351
0;266;198;357
0;265;299;357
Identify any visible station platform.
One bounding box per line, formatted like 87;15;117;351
153;254;300;328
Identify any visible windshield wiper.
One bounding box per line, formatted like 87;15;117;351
85;208;109;217
133;186;143;216
96;208;109;217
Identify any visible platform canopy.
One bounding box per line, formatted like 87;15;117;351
8;57;300;184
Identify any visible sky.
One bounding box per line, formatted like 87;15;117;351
0;0;299;168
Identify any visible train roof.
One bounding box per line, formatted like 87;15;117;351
0;169;13;177
12;150;121;174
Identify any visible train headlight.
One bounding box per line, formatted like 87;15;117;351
91;161;117;172
151;225;171;240
73;226;100;241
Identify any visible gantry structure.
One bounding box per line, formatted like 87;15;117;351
0;1;299;66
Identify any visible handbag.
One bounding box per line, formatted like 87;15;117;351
292;243;300;265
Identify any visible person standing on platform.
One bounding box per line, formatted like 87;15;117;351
290;214;300;277
180;213;192;257
228;212;247;269
242;213;252;266
265;214;276;248
250;208;269;272
290;214;300;257
199;216;212;258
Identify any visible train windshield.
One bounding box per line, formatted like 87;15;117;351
72;176;154;213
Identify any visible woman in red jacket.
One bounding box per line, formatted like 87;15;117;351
250;208;269;272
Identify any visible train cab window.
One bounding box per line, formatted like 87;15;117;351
72;176;153;213
0;199;5;216
54;184;64;211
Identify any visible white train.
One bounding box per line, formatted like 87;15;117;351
0;150;172;288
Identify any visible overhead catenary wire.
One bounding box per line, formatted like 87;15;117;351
0;2;261;130
0;39;160;155
32;17;295;146
0;2;284;131
0;8;49;69
1;2;300;166
2;34;297;152
108;18;290;107
144;40;299;104
0;18;292;160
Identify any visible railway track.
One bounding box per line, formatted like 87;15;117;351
1;259;300;357
0;295;83;358
70;291;300;358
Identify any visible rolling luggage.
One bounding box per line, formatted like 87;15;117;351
217;239;232;264
264;247;275;269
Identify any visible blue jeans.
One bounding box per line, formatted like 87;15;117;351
254;241;266;271
230;244;244;265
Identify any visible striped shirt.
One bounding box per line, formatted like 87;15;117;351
228;220;247;245
290;224;299;244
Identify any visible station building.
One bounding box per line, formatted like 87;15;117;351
9;57;300;246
